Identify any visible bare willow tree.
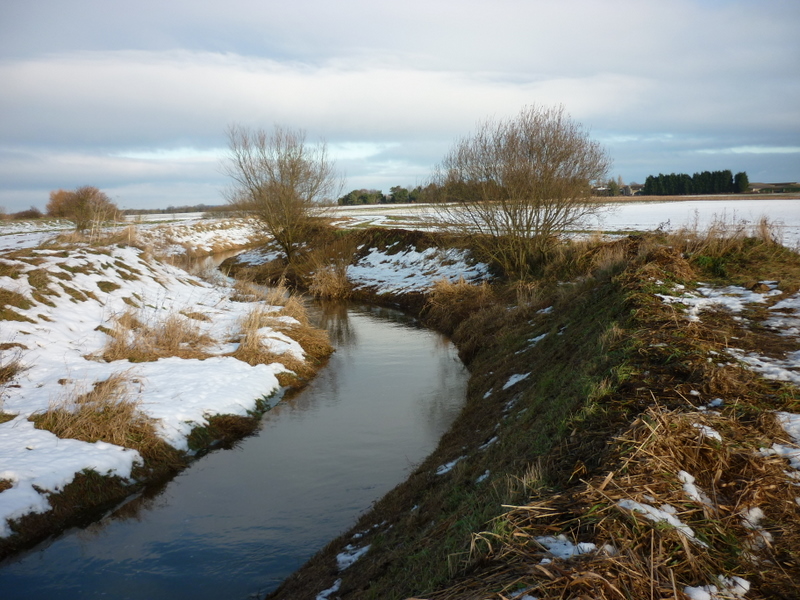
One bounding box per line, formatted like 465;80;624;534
223;124;341;264
432;104;611;279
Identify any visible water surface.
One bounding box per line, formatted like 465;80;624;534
0;304;467;599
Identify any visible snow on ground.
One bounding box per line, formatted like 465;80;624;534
348;245;490;294
502;372;531;390
327;198;800;248
534;534;600;561
336;543;371;570
0;222;293;536
766;292;800;335
134;217;264;256
656;281;781;322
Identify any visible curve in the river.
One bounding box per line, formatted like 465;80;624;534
0;303;468;600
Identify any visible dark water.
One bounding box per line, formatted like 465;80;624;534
0;303;467;599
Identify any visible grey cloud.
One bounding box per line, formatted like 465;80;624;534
1;0;798;211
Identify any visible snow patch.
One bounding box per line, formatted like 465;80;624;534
336;544;370;570
503;372;530;390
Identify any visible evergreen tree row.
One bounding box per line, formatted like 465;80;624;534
641;170;749;195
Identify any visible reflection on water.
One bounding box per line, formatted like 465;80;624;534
313;299;357;347
0;303;468;600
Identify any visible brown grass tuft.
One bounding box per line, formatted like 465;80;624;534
30;372;171;463
228;302;333;382
101;309;214;362
423;277;497;334
1;343;25;390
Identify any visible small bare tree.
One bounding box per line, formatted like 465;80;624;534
47;186;120;233
432;105;611;279
223;124;341;264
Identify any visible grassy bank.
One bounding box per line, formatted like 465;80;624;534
264;224;800;599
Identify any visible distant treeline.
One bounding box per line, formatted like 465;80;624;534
123;204;227;215
337;185;435;205
641;170;749;196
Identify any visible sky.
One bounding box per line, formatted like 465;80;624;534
1;0;799;212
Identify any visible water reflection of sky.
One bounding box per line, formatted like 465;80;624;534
0;305;467;600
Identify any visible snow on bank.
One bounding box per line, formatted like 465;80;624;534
0;235;295;535
656;281;780;322
348;246;489;294
0;417;141;537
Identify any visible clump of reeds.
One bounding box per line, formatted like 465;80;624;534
423;277;496;334
228;299;333;384
751;216;782;245
30;372;169;463
308;260;352;299
101;309;213;362
673;210;750;259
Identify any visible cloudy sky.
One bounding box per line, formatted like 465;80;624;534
1;0;798;212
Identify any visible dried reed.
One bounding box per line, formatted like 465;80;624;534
30;372;168;462
101;309;213;362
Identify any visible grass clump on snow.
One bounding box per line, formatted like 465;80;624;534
29;371;176;466
101;310;214;363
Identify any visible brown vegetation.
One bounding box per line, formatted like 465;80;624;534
30;372;175;465
101;310;214;363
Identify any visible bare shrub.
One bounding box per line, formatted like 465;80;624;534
223;124;342;264
47;186;120;234
432;104;611;279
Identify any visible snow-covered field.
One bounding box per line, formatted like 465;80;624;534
329;197;800;248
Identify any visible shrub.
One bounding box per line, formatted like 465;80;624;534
46;186;120;233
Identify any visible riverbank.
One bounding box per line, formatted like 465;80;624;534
0;219;333;558
3;214;800;598
258;225;800;599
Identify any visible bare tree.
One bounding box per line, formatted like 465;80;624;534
432;105;611;279
47;186;120;233
223;124;342;264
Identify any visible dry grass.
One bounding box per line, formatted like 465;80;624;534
308;260;352;299
227;300;333;383
1;343;25;389
30;372;171;463
101;309;214;362
423;277;497;334
424;404;800;600
673;211;752;259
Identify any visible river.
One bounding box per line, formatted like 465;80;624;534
0;303;468;599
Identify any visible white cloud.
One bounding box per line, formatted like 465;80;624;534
0;0;798;210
